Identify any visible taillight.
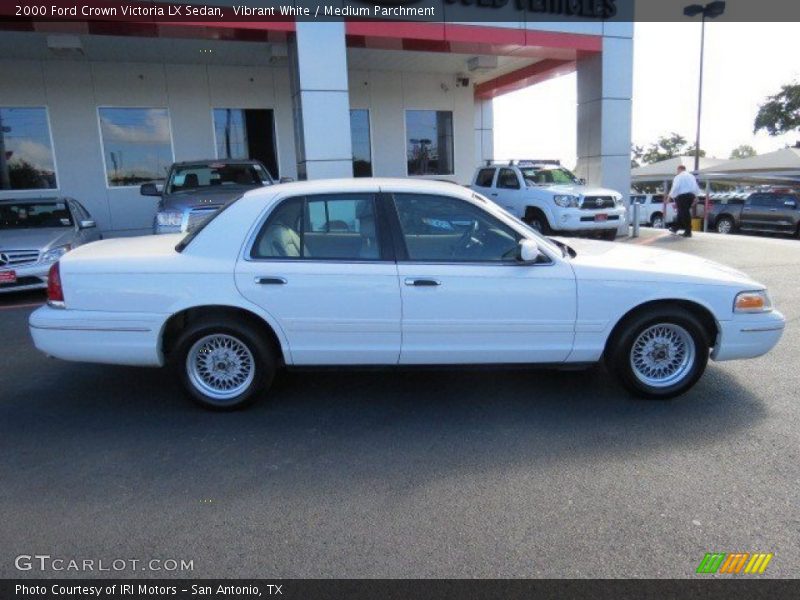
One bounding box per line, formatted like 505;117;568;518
47;261;65;306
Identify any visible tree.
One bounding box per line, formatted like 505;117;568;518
729;144;757;160
754;84;800;136
631;144;644;168
635;133;705;165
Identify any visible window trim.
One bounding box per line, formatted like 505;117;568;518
210;107;280;181
0;105;60;193
403;109;455;178
96;106;175;190
246;192;394;263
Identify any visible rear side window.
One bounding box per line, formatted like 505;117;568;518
251;194;382;260
475;168;495;188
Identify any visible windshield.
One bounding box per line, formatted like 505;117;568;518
0;201;73;229
166;163;271;194
520;166;580;186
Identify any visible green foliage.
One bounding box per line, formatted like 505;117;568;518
633;133;705;166
754;84;800;136
729;144;757;160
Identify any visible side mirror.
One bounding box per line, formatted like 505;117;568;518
140;182;161;197
279;177;294;184
79;219;96;229
517;239;542;264
579;178;587;185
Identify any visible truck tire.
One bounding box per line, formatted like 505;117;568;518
524;208;551;234
715;215;735;234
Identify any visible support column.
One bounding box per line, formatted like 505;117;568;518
474;98;494;166
289;22;352;180
575;32;633;234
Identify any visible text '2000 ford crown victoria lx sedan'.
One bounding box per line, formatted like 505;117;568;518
29;179;785;410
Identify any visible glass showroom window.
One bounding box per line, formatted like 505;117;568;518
406;110;454;176
213;108;278;180
0;107;57;190
350;109;372;177
98;108;173;187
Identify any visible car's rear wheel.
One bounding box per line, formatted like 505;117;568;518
716;216;735;234
607;307;709;399
174;318;275;410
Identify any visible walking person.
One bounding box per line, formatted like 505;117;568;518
667;165;700;237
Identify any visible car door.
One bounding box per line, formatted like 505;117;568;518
389;192;576;364
742;194;780;230
776;195;799;233
235;192;401;365
492;167;525;216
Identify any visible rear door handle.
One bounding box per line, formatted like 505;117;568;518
490;193;498;196
404;278;441;287
255;276;287;285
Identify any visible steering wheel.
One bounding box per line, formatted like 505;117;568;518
453;220;483;256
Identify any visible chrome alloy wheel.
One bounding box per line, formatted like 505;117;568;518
716;218;733;234
186;334;255;401
629;323;696;388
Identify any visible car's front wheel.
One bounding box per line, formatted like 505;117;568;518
174;318;276;410
650;213;664;228
607;307;709;399
715;216;735;234
601;229;617;241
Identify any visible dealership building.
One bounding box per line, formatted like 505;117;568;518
0;4;633;235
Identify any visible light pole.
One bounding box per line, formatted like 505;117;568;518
684;1;726;172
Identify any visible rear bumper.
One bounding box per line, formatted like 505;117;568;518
29;305;166;366
712;310;785;361
0;263;49;294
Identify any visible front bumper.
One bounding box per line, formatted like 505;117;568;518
712;310;786;361
0;262;51;294
29;305;167;366
553;207;627;232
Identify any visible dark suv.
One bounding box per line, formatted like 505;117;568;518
141;159;274;234
710;192;800;237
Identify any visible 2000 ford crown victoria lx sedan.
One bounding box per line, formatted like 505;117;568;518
29;179;785;410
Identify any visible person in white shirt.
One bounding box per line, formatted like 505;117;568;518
667;165;701;237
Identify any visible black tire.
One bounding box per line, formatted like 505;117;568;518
606;306;709;399
601;229;617;241
172;317;276;410
524;208;551;235
650;213;664;229
715;216;735;235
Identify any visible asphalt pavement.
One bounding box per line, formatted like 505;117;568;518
1;228;798;578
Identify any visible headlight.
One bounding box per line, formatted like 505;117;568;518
734;290;773;313
554;195;579;208
156;211;183;227
614;196;624;207
41;245;71;263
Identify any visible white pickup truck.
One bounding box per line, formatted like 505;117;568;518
470;160;626;240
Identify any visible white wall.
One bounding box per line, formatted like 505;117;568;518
0;58;296;235
348;69;476;184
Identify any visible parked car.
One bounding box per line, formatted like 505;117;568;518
141;159;275;234
29;179;785;410
0;197;101;294
709;192;799;236
470;161;625;240
629;193;667;228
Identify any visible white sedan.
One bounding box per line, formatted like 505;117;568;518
29;179;785;410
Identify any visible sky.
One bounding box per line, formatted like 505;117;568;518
493;22;800;169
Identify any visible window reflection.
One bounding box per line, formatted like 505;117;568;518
350;109;372;177
406;110;454;176
98;108;173;187
0;107;57;190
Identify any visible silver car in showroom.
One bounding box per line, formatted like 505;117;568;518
0;197;101;294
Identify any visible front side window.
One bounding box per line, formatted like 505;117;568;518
0;107;57;190
497;168;520;190
350;110;372;177
213;108;278;180
406;110;454;176
475;168;495;188
0;200;73;229
252;194;381;260
98;108;173;187
166;163;271;194
747;194;780;207
392;193;521;262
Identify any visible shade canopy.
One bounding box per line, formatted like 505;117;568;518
696;147;800;184
631;156;725;183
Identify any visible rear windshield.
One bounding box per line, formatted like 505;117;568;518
167;163;271;194
0;201;73;229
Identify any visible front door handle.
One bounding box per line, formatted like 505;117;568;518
404;278;441;287
490;193;498;197
255;276;287;285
